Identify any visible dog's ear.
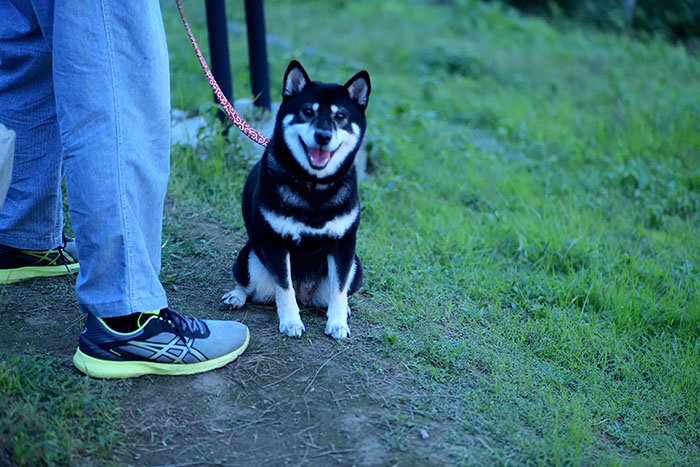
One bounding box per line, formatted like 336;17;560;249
283;60;310;98
344;70;371;110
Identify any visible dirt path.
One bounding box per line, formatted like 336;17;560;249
1;199;466;466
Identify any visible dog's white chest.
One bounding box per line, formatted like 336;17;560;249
260;206;359;242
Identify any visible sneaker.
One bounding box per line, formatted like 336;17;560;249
73;308;249;378
0;236;79;284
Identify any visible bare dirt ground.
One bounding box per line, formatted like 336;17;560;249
0;199;468;466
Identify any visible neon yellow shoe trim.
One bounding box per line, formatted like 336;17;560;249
96;313;160;337
137;311;160;328
0;262;80;284
72;327;249;379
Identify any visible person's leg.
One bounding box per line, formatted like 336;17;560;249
52;0;170;317
0;1;64;250
1;0;250;378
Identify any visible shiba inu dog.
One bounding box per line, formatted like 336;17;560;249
221;60;370;339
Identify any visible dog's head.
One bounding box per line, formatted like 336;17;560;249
274;60;370;181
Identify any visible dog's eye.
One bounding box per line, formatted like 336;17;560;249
302;107;315;117
335;112;346;120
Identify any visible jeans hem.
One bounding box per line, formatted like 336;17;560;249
0;232;63;250
78;294;168;318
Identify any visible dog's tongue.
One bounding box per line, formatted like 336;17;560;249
308;147;331;167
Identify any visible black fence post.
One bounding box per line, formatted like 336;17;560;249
205;0;233;125
245;0;271;111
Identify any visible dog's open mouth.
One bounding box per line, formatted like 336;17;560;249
301;138;336;169
307;147;332;168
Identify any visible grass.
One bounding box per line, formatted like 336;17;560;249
164;0;699;464
2;0;697;463
0;351;124;465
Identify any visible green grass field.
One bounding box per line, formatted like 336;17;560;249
2;0;698;464
166;0;699;462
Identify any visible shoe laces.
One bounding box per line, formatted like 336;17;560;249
56;245;72;275
22;244;73;270
160;308;207;336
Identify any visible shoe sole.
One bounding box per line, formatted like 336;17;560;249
0;263;80;284
72;327;250;378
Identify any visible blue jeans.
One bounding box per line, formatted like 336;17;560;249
0;0;171;317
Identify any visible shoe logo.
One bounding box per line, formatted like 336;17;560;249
124;336;207;363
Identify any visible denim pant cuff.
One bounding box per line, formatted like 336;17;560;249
78;294;169;319
0;232;63;250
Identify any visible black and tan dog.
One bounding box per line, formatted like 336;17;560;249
221;60;370;339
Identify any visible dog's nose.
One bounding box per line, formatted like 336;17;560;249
314;130;332;146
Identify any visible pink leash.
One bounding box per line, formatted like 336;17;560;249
176;0;269;147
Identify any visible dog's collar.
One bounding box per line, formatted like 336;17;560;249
304;180;331;190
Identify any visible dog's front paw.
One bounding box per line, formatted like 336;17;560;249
279;316;305;338
221;286;247;309
325;320;351;339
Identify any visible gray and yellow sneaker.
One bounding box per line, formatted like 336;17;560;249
73;308;249;378
0;236;79;284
